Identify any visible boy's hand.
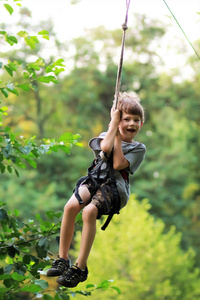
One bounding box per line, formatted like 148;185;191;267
110;107;121;124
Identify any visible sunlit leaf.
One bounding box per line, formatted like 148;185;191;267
4;65;13;76
24;36;39;49
5;35;18;46
36;75;58;83
38;30;49;40
20;284;41;292
17;31;28;38
4;4;14;15
18;84;30;91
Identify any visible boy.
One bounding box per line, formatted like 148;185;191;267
47;92;146;288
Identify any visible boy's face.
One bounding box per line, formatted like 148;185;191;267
119;112;143;143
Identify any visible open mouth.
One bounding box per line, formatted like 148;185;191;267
127;129;136;133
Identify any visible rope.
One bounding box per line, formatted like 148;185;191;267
113;0;131;110
162;0;200;60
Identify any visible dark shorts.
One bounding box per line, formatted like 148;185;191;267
82;178;114;219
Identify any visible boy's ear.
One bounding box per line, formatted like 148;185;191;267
140;122;143;128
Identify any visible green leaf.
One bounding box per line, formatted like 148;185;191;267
0;31;6;36
18;84;30;91
0;274;11;280
0;88;9;98
14;168;19;177
20;284;41;292
97;279;111;289
36;75;58;84
58;132;74;143
7;83;18;95
54;67;65;75
0;287;10;293
23;72;29;79
3;278;15;288
8;245;20;258
4;4;14;15
5;35;18;46
12;272;25;282
10;62;18;71
34;279;49;289
86;283;96;288
43;295;54;300
4;65;13;76
46;210;62;220
24;36;39;49
23;254;31;264
38;30;49;40
17;31;28;38
53;58;65;66
4;126;12;132
25;157;37;168
19;145;32;155
1;106;8;112
0;162;6;173
38;30;49;35
29;62;41;71
7;165;13;173
36;237;49;258
0;62;3;69
111;286;121;294
14;209;19;217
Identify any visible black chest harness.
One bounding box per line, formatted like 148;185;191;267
74;151;124;230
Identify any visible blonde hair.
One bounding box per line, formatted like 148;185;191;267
117;92;145;123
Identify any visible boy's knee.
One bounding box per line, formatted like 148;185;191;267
64;196;81;215
82;204;98;222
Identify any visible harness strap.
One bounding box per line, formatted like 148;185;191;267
74;152;121;230
101;175;120;231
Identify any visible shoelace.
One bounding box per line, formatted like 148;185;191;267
63;265;85;282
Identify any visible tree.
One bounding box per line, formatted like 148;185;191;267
72;196;200;300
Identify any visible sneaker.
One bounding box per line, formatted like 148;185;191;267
46;258;70;277
57;264;88;288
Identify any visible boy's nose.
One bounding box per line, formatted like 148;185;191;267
130;120;135;125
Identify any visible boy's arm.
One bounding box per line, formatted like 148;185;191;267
100;109;129;170
100;109;120;154
113;134;129;170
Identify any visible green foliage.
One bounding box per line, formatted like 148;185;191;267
0;129;80;175
0;203;119;299
73;196;200;299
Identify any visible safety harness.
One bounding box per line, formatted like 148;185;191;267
74;151;122;230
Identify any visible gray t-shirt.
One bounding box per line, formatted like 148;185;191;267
89;132;146;209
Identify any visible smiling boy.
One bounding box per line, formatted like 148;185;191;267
47;92;146;288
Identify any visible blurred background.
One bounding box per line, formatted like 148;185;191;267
1;0;200;298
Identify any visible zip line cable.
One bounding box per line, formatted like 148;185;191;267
162;0;200;60
114;0;131;110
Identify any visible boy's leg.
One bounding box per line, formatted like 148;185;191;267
57;203;98;287
59;186;91;260
47;186;91;277
75;203;98;270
